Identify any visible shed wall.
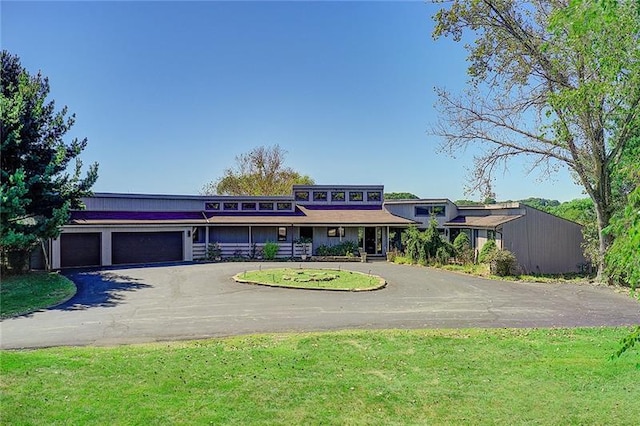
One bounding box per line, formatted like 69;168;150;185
502;207;586;274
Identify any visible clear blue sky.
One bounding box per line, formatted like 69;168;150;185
2;0;585;202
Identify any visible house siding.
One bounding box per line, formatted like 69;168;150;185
84;196;204;212
311;227;360;249
209;226;249;244
501;206;586;274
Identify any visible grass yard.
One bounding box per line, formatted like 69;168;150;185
234;267;385;290
0;272;76;319
2;328;638;425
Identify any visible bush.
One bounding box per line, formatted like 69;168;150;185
263;241;279;260
489;250;518;276
400;220;450;265
206;242;222;260
435;245;453;265
478;239;498;264
453;232;474;264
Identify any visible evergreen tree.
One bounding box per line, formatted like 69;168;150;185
1;51;98;272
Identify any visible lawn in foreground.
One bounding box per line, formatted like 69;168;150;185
0;272;76;319
2;328;638;424
234;267;385;290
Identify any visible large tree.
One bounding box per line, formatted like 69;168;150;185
384;192;420;200
1;51;98;272
432;0;640;280
202;144;313;196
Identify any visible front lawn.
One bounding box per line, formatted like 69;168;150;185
2;328;638;424
0;272;76;319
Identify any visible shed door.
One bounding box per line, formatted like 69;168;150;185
60;233;101;268
112;232;183;265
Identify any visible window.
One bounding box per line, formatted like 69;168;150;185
192;227;206;243
327;227;345;238
277;202;292;211
294;191;309;201
259;202;274;211
331;191;345;202
367;191;381;202
242;202;256;210
223;202;238;210
205;202;220;210
487;230;496;240
300;226;313;240
313;191;328;201
432;205;446;216
414;205;446;217
414;206;430;216
349;191;363;202
278;227;287;242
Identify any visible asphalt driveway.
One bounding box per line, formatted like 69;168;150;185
1;262;638;349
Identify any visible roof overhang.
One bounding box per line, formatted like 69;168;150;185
444;215;523;229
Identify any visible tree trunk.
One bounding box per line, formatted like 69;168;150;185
594;200;612;283
6;249;30;274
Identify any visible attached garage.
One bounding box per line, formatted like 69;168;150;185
60;233;101;268
111;231;184;265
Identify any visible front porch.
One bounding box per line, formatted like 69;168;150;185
191;225;392;260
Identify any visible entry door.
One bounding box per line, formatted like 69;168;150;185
364;227;376;254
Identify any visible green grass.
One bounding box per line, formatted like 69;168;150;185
2;328;638;424
0;272;76;319
235;268;385;290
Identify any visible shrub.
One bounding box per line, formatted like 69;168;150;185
435;245;453;265
263;241;279;260
478;239;498;264
400;220;450;265
489;250;518;276
206;242;222;260
453;232;474;264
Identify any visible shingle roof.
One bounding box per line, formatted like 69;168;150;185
444;215;523;229
68;206;416;226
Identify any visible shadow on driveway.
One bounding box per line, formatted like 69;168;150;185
58;270;152;311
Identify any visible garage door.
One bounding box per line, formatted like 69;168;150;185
112;232;183;265
60;233;101;268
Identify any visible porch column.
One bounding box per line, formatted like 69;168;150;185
291;224;294;258
387;226;390;254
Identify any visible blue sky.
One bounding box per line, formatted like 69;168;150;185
2;0;585;202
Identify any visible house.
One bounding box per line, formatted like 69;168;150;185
46;185;415;269
41;185;586;274
384;199;587;274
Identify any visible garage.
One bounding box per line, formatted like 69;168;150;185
112;231;184;265
60;233;102;268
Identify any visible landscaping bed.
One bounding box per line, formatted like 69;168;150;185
234;267;385;291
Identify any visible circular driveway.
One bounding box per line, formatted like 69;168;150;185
1;262;638;349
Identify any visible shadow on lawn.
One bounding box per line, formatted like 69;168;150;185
56;269;152;311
